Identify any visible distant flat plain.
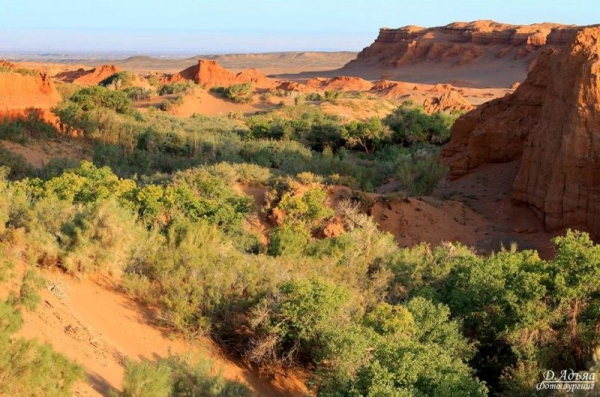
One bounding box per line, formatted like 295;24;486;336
1;51;358;76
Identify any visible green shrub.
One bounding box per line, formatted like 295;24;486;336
119;355;251;397
99;71;136;90
158;81;196;96
159;95;184;111
294;95;306;106
248;278;356;366
209;86;226;95
0;245;84;397
123;86;153;101
0;66;38;76
267;224;310;257
394;149;448;195
59;200;144;275
305;92;322;101
68;86;135;115
223;83;253;104
340;117;389;153
0;146;33;179
384;105;458;145
0;109;58;143
147;75;161;87
276;187;334;229
121;359;172;397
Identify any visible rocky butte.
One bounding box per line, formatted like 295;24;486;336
167;59;275;89
442;26;600;236
342;20;582;87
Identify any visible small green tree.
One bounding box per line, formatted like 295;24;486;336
340;117;388;153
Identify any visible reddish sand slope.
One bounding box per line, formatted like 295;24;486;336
17;270;307;397
0;69;62;121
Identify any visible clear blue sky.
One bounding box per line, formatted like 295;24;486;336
1;0;598;54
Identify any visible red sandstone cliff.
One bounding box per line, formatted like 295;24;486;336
512;27;600;232
342;20;582;87
442;27;600;235
440;49;552;178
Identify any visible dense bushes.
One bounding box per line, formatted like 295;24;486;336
0;151;600;396
226;83;254;103
7;84;600;396
99;71;136;90
119;355;251;397
216;83;254;103
384;104;458;145
0;109;58;143
69;86;135;114
158;81;197;96
46;89;452;193
123;86;153;101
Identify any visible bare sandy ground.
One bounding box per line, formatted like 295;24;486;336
15;269;307;397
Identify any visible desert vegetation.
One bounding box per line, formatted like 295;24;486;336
0;67;598;397
1;153;599;396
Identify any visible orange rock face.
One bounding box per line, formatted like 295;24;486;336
442;27;600;235
441;49;552;178
422;91;474;114
168;60;275;89
321;216;345;238
512;28;600;233
72;65;121;86
351;21;579;68
275;81;311;93
306;76;373;92
343;20;583;87
0;70;62;121
369;80;412;99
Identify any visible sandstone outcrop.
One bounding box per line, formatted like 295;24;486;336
72;65;121;86
512;27;600;232
275;81;311;93
168;60;275;89
442;27;600;235
440;47;552;178
369;80;411;99
422;91;474;114
0;68;62;121
305;76;373;91
343;20;583;87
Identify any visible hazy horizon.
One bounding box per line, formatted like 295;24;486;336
1;0;599;54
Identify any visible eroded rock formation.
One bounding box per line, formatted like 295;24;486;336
442;27;600;235
305;76;373;91
422;91;474;114
0;69;62;120
72;65;121;86
441;49;552;178
168;60;275;89
512;28;600;232
343;20;583;87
